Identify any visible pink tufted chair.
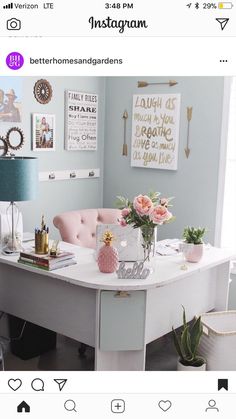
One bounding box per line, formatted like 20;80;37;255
53;208;121;249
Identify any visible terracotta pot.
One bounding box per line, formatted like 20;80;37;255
182;243;203;263
177;359;206;371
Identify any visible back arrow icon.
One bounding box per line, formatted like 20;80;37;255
54;379;67;391
216;18;229;30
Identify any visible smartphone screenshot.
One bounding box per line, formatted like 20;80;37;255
0;0;236;417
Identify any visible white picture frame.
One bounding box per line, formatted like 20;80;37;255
32;113;56;151
65;90;98;151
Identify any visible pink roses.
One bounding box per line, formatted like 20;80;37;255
121;208;131;217
133;195;153;216
149;205;172;225
117;192;174;229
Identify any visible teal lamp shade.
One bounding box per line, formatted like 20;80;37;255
0;157;38;202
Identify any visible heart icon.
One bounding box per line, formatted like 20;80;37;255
158;400;172;412
8;379;22;391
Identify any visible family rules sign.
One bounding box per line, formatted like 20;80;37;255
65;90;98;151
131;93;181;170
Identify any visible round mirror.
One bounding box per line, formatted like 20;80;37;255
34;79;52;104
6;127;24;150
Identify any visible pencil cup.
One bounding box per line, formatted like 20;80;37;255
35;232;49;254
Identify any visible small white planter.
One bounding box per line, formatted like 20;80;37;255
182;243;203;263
177;359;206;371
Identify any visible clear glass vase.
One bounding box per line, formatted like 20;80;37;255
140;225;156;262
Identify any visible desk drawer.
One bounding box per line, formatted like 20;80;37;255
99;290;146;351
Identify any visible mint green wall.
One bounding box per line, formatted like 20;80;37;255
0;76;225;243
0;76;106;238
103;77;224;243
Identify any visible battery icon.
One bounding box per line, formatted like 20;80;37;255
218;2;233;8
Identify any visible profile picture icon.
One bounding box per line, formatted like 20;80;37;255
7;18;21;30
6;52;24;70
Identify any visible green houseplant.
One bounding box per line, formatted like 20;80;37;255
182;227;206;262
172;307;206;371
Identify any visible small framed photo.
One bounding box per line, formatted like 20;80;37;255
32;113;56;151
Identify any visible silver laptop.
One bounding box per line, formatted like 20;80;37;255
96;224;143;262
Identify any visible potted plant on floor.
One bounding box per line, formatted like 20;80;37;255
182;226;206;262
172;307;206;371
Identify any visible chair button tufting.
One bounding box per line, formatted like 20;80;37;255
92;233;95;237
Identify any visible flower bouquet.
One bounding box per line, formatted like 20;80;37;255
116;192;174;262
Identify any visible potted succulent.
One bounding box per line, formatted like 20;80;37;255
182;226;206;262
172;307;206;371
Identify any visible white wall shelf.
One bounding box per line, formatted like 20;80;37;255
39;168;100;182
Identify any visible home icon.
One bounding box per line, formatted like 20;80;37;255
17;401;30;413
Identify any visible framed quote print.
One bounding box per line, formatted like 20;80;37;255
131;93;181;170
65;90;98;151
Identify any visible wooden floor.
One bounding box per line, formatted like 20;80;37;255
2;332;177;371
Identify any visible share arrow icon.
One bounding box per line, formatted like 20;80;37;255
54;379;67;391
216;18;229;30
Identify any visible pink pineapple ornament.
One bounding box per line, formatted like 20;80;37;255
97;231;119;273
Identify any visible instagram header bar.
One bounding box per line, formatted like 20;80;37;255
0;0;235;37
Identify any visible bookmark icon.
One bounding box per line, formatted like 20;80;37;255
218;378;228;391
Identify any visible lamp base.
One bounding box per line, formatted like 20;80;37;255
2;237;23;256
1;201;22;256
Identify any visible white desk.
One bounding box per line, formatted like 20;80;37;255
0;243;234;371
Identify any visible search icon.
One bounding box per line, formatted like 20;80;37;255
64;399;77;412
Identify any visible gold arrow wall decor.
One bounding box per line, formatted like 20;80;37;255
185;107;193;158
137;80;178;88
122;110;128;156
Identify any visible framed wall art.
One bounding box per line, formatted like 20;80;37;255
32;113;56;151
65;90;98;151
131;93;181;170
0;77;22;123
